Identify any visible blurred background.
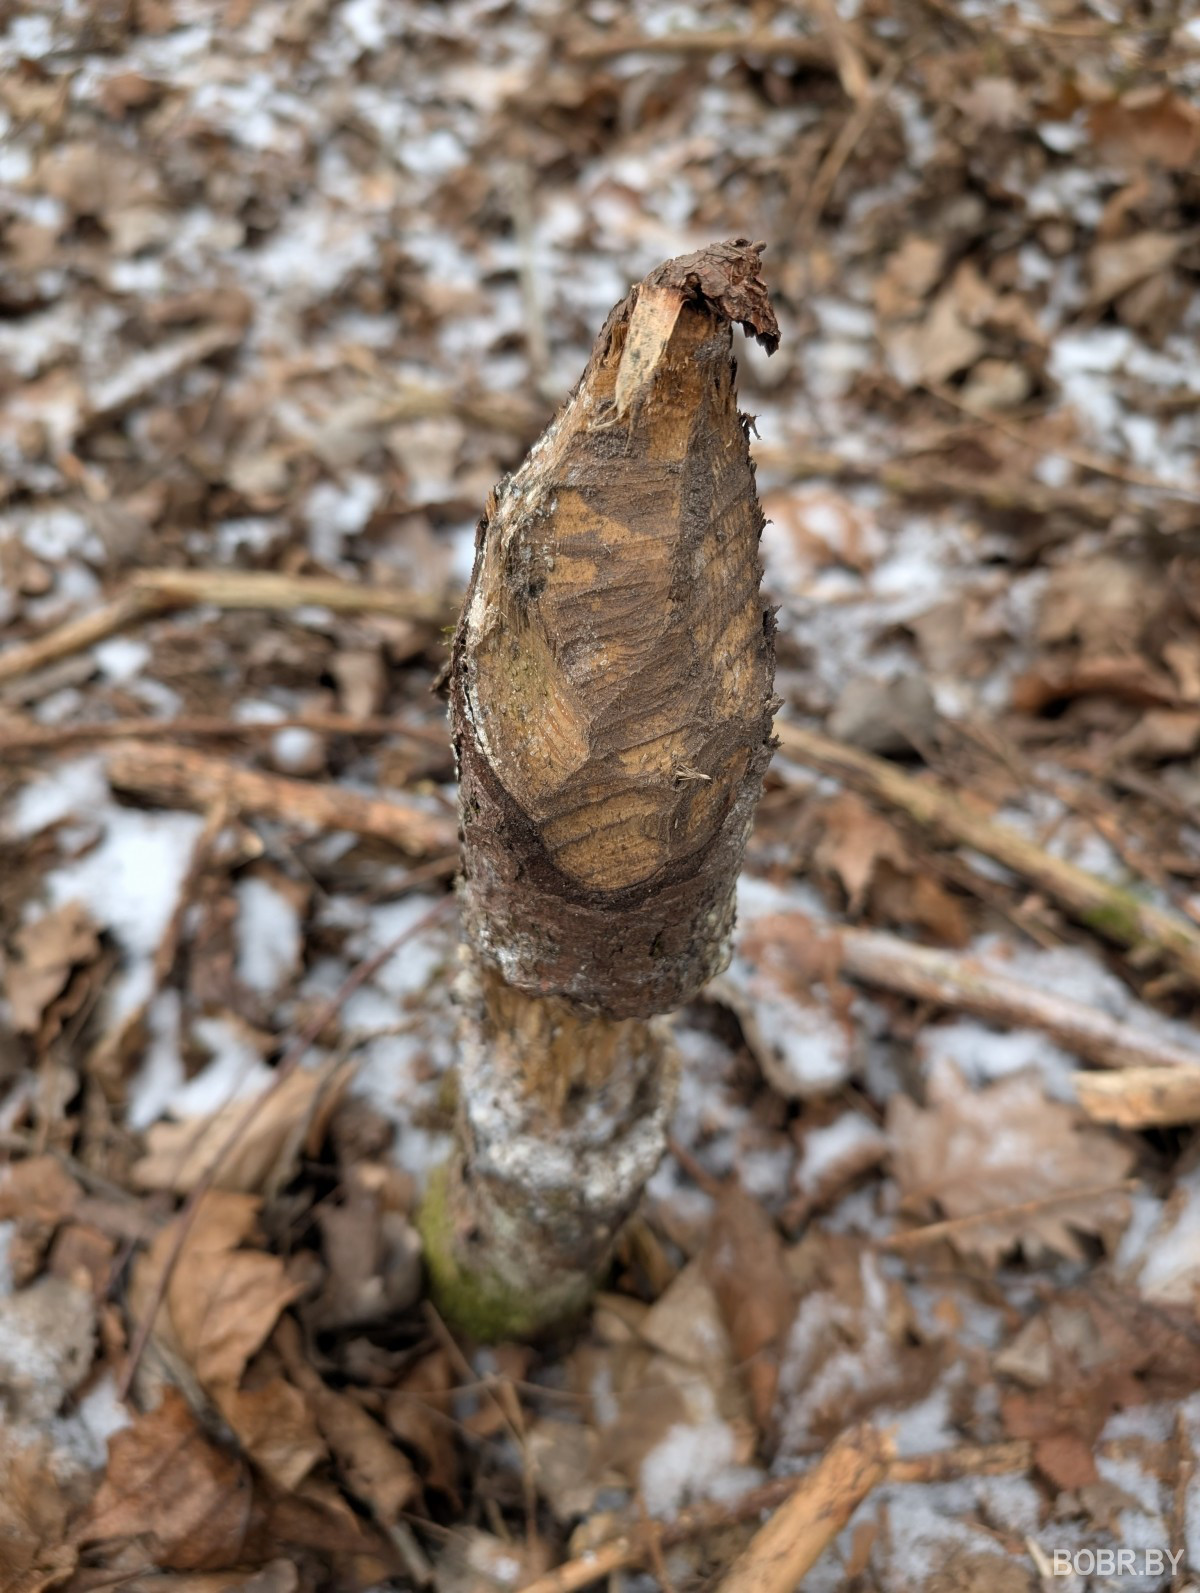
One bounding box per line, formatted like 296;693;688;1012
4;2;1200;1589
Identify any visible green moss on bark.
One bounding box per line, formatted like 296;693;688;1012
417;1163;593;1341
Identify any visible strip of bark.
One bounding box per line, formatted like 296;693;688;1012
106;741;457;857
776;722;1200;988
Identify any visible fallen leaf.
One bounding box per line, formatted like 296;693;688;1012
703;1185;795;1435
214;1376;326;1492
720;912;857;1099
1087;231;1182;307
309;1386;418;1524
0;1436;78;1593
132;1061;347;1196
383;1350;460;1503
274;1317;417;1525
129;1191;300;1394
813;791;911;913
887;1059;1135;1264
4;901;99;1036
0;1155;81;1225
80;1388;254;1571
1090;90;1200;171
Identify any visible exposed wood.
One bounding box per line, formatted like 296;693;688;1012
429;240;780;1337
1075;1067;1200;1129
454;239;779;1018
716;1425;893;1593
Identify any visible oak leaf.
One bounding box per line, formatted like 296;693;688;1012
887;1059;1134;1264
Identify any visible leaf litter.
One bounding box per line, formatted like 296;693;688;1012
2;0;1200;1588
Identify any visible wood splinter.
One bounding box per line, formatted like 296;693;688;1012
420;239;780;1337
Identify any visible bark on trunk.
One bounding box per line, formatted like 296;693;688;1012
422;240;779;1337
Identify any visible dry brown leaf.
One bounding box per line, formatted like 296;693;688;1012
130;1191;300;1394
273;1316;417;1525
214;1376;326;1492
132;1061;346;1196
170;1245;301;1393
703;1184;795;1435
885;273;987;386
1090;91;1200;171
382;1350;460;1503
0;1155;81;1225
812;791;910;914
1088;231;1182;307
80;1388;254;1571
0;1436;78;1593
4;901;99;1036
722;911;857;1099
887;1059;1135;1264
811;792;970;945
308;1385;418;1525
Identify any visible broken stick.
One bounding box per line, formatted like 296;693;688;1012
0;569;454;690
106;741;457;857
775;722;1200;989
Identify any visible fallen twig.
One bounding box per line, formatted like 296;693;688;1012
118;892;456;1399
566;28;838;68
0;710;452;755
106;741;457;857
880;1179;1139;1252
515;1436;1030;1593
775;722;1200;989
828;923;1200;1073
0;569;454;690
1075;1067;1200;1129
717;1424;892;1593
753;444;1189;533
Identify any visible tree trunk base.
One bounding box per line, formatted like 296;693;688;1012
418;952;678;1339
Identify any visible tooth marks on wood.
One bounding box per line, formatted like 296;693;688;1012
451;238;780;1017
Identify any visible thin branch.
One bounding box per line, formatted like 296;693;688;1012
106;741;458;857
0;569;455;691
0;711;452;755
880;1179;1139;1252
775;722;1200;989
830;923;1200;1072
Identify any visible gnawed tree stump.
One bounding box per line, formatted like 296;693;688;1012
421;239;779;1337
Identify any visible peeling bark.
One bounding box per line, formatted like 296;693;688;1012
425;240;779;1336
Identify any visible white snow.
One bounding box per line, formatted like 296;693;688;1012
639;1418;739;1518
236;875;303;997
46;804;203;1023
5;756;109;838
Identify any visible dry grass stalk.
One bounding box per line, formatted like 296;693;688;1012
423;240;780;1337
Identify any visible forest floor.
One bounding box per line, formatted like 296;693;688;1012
3;0;1200;1589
